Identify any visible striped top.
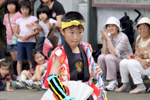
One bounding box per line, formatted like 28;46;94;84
0;73;11;84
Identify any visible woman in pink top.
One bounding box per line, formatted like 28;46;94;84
3;0;22;75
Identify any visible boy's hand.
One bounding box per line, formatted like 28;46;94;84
6;81;13;92
7;89;14;92
95;63;102;75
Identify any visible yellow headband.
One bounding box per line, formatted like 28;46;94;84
62;20;85;29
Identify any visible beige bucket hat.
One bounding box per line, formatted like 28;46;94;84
134;17;150;30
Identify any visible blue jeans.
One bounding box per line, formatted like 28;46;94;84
7;44;17;52
17;42;35;61
0;82;6;91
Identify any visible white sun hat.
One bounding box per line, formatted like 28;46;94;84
134;17;150;30
103;16;122;32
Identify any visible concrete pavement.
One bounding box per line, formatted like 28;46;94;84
0;86;150;100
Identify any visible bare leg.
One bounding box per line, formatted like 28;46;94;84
17;61;23;76
10;51;17;61
10;51;17;75
32;65;45;81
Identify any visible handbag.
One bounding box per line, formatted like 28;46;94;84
47;23;60;48
8;14;18;45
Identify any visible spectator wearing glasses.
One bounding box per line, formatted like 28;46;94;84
115;17;150;94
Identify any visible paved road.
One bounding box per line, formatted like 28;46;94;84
0;86;150;100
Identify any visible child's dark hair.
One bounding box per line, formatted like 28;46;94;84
5;0;19;13
61;11;85;30
40;0;55;4
47;48;54;58
37;5;51;20
19;0;31;15
31;49;47;68
0;60;11;70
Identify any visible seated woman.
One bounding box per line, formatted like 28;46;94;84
115;17;150;94
97;16;133;91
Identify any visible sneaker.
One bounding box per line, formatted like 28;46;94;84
33;81;43;91
21;80;33;90
11;81;25;89
104;81;108;89
106;80;118;91
95;81;108;89
16;76;21;82
42;85;48;90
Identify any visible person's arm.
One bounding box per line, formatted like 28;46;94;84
34;65;44;80
107;38;116;55
102;39;108;54
24;29;39;40
0;58;5;62
100;30;117;56
100;30;108;54
49;55;61;75
55;15;63;28
91;63;102;79
14;24;23;39
0;0;5;8
26;23;44;32
6;81;13;92
47;55;73;100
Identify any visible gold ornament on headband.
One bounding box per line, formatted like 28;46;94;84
62;20;85;29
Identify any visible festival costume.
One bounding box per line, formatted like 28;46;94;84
44;41;107;100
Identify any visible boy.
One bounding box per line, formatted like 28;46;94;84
0;60;13;92
44;11;107;100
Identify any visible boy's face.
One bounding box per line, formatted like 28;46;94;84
0;66;9;77
61;26;84;48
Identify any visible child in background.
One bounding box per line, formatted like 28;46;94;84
0;60;13;92
18;49;49;90
45;11;107;100
27;5;61;57
14;0;38;76
3;0;22;76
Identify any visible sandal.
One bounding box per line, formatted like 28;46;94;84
129;88;145;94
115;86;130;92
